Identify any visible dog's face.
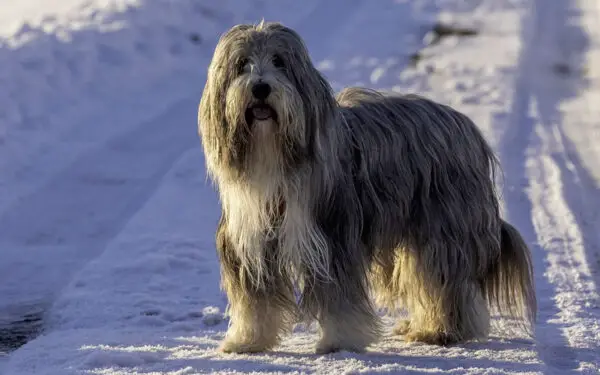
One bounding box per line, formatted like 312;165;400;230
199;22;335;179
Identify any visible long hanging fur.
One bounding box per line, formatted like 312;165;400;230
198;21;537;354
484;220;537;333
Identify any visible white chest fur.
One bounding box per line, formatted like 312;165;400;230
220;181;332;287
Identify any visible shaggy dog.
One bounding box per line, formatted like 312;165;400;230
198;21;537;354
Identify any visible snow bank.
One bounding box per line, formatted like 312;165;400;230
0;0;317;319
0;0;317;214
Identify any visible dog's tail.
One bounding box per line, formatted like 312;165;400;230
483;220;537;335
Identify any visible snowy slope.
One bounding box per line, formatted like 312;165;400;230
0;0;318;313
2;0;600;374
0;0;318;367
0;0;326;336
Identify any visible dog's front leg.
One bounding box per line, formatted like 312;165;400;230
216;217;296;354
219;282;295;353
301;243;382;354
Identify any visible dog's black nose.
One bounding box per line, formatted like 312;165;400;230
251;82;271;100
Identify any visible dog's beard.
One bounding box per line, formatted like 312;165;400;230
224;73;307;177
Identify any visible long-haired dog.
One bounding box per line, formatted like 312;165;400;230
198;21;537;354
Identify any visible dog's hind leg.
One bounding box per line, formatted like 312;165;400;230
394;246;490;345
370;248;414;336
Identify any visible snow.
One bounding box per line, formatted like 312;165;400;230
1;0;599;374
0;0;316;312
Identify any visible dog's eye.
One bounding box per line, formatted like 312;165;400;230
272;55;284;69
236;58;248;74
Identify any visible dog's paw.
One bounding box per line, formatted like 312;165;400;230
218;339;271;354
314;339;367;355
403;330;460;346
314;343;366;355
392;319;411;335
314;342;340;355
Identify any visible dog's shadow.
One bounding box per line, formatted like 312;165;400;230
162;317;551;374
260;336;545;374
192;332;546;374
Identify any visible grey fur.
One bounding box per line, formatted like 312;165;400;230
198;21;537;354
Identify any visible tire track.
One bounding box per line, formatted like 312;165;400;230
0;98;198;352
498;0;600;372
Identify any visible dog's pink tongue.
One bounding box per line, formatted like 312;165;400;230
252;106;271;120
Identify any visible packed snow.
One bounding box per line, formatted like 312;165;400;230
1;0;599;374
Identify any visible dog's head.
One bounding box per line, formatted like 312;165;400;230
199;21;336;180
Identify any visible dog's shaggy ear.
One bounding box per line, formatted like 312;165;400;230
198;70;222;170
298;63;337;151
198;24;254;174
261;23;337;149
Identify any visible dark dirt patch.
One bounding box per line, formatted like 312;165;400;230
409;52;423;66
0;307;45;353
408;22;479;69
426;22;478;46
189;33;202;44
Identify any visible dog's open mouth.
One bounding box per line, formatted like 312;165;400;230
245;104;276;123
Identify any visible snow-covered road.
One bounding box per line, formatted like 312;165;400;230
1;0;599;374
